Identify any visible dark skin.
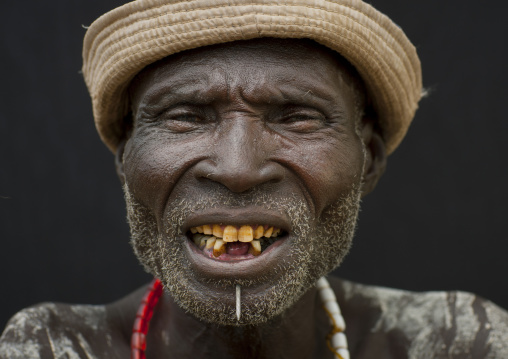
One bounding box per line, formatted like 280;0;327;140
1;38;502;359
109;39;386;358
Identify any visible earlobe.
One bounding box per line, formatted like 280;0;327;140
115;139;127;186
360;118;387;198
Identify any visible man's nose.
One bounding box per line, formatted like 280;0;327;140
193;118;285;193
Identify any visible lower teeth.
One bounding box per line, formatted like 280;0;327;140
191;232;283;257
213;239;226;257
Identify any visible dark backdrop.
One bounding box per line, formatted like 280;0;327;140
1;0;507;330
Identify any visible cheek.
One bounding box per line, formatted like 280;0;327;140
123;129;209;214
282;136;364;214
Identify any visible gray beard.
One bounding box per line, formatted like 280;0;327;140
124;184;361;326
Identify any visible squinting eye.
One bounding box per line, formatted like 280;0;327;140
286;115;318;122
276;111;326;133
168;113;201;122
152;110;207;133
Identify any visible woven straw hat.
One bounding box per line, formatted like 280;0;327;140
82;0;422;154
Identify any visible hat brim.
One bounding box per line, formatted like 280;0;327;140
83;0;422;154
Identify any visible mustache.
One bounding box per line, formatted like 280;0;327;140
167;185;308;211
162;186;313;235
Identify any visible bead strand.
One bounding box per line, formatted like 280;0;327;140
131;277;349;359
317;277;350;359
131;279;163;359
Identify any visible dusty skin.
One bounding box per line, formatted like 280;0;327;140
2;278;508;358
1;39;508;358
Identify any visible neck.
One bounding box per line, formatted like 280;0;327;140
146;286;333;359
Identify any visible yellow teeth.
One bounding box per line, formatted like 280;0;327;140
238;225;254;242
212;224;223;238
213;239;226;257
249;240;261;256
223;226;238;242
190;224;283;253
203;225;213;235
188;225;283;240
254;225;264;239
205;237;216;250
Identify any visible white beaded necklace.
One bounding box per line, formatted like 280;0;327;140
132;277;349;359
317;277;350;359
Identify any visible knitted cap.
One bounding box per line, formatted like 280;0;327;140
82;0;422;154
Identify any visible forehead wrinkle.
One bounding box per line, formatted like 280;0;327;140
221;62;355;108
198;49;334;102
135;71;229;112
229;79;349;115
132;45;359;115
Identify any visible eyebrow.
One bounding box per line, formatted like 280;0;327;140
135;78;214;113
271;84;338;105
136;72;345;113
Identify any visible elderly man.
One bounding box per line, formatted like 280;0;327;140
1;0;508;358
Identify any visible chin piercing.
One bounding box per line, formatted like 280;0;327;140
236;284;241;321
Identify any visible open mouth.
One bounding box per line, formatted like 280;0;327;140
187;224;286;260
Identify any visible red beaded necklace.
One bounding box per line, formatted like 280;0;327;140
131;278;349;359
131;278;163;359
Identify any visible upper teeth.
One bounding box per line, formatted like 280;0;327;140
190;224;283;257
190;224;281;243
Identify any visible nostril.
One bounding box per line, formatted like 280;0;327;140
193;159;285;193
193;159;218;179
259;162;285;182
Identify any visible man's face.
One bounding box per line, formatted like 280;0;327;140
121;39;368;325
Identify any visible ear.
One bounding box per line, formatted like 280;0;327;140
115;138;127;186
359;117;387;198
115;111;134;186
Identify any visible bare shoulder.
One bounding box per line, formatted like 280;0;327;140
0;302;122;359
0;285;148;359
329;276;508;358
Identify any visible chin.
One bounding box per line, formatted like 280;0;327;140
124;184;360;326
162;265;312;326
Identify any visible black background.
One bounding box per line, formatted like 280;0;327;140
1;0;507;330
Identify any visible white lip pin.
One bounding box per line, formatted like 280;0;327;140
236;284;241;321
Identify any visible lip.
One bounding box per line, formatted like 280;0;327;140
181;207;291;233
185;235;289;282
181;207;292;283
